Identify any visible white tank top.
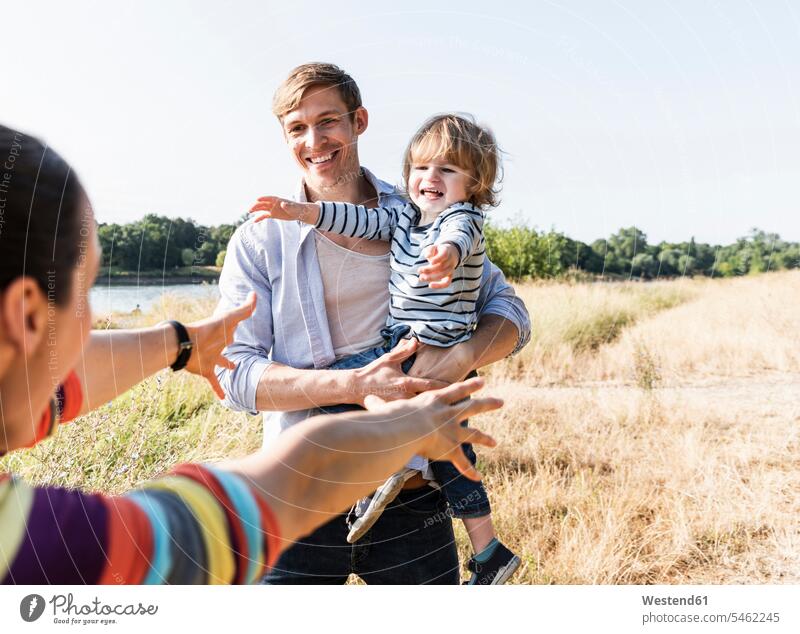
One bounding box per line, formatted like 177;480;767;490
314;230;391;359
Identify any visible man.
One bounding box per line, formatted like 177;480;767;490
216;63;530;584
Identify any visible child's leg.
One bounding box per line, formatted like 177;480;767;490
346;466;419;544
428;443;494;553
428;369;496;552
463;515;496;555
432;451;521;585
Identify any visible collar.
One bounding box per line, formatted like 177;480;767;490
296;167;399;242
294;166;398;203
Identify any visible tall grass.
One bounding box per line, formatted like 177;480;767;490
489;279;696;383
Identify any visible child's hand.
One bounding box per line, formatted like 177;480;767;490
419;243;460;289
249;196;319;224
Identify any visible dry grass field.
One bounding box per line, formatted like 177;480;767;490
4;271;799;583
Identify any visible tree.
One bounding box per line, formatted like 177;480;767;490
678;254;697;276
181;248;195;267
608;226;648;261
631;253;659;279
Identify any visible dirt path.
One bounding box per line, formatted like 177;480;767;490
497;373;800;420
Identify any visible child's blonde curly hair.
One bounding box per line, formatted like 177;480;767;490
402;113;502;209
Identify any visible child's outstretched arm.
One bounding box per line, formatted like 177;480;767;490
250;196;320;224
250;197;402;243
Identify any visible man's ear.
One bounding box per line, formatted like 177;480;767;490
353;106;369;136
0;277;48;358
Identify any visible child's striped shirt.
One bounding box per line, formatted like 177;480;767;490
315;201;485;347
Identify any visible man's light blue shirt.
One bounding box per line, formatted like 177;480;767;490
214;168;531;447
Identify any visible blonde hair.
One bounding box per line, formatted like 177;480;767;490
402;114;501;209
272;62;362;121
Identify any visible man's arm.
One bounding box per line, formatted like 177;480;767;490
407;260;531;384
213;224;276;412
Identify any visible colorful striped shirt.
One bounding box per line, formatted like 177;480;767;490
1;371;281;584
316;200;485;347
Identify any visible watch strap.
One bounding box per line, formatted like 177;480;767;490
163;320;193;371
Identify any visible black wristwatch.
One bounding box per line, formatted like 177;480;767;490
161;320;193;371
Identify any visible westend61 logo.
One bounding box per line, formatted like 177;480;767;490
19;593;158;626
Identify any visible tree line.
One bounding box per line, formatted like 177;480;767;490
484;225;800;279
97;214;799;280
97;215;237;271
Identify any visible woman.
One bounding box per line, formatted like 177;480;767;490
0;125;501;584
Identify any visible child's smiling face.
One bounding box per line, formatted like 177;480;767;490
407;157;472;217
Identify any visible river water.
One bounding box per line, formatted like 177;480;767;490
90;283;220;316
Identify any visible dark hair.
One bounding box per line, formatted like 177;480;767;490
0;125;86;305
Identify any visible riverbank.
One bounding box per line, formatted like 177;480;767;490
95;266;221;286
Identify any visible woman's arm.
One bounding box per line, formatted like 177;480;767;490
74;294;256;416
2;377;500;584
222;377;501;547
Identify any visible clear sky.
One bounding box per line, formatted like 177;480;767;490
3;0;799;244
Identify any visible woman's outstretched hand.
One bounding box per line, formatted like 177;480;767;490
364;376;501;481
184;292;257;399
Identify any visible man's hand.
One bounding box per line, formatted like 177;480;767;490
184;292;257;399
364;377;500;480
250;196;319;224
419;243;459;289
346;337;449;406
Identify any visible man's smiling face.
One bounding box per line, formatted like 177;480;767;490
281;84;368;190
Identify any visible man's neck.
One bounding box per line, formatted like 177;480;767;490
304;167;379;207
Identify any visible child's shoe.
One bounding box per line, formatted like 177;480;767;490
346;467;418;543
464;539;520;585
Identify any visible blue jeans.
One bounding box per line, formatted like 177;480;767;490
322;324;491;520
261;484;460;584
